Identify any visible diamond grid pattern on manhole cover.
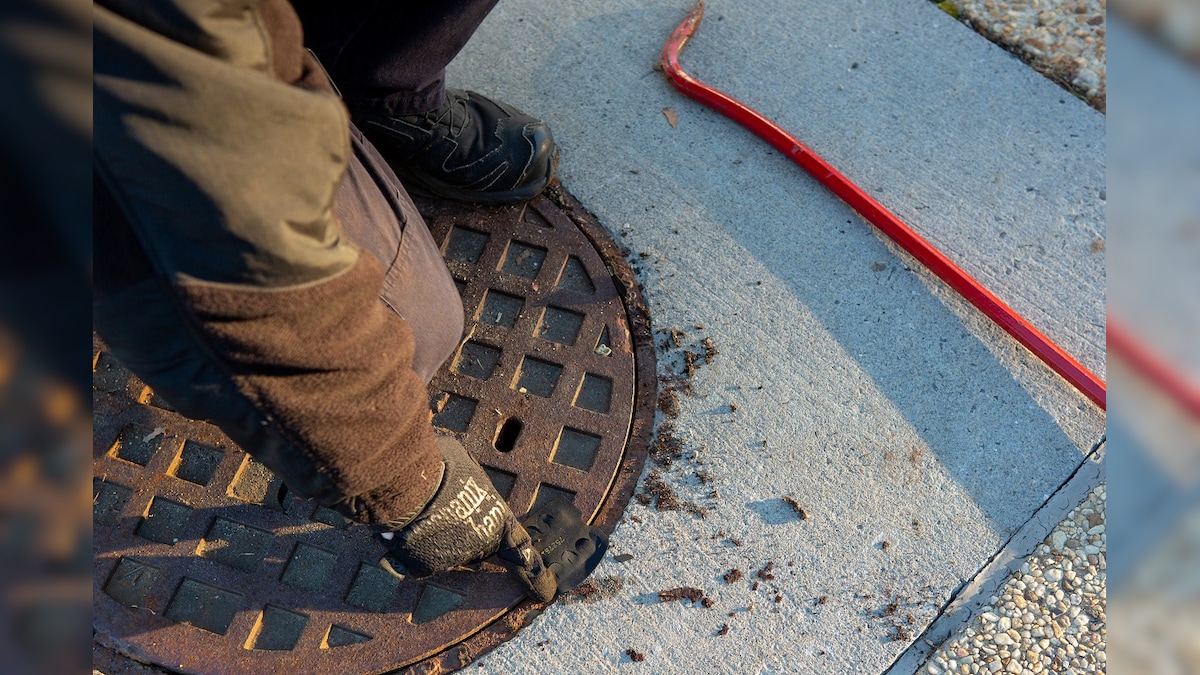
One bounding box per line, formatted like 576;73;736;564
92;187;655;675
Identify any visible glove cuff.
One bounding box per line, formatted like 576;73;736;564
376;459;445;531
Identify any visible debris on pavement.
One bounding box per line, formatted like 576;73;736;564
782;496;810;520
682;350;702;378
564;576;625;604
635;470;682;511
756;562;776;581
658;587;707;604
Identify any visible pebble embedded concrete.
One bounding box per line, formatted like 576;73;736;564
942;0;1107;106
924;486;1106;675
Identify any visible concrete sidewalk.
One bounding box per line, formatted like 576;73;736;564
448;0;1105;672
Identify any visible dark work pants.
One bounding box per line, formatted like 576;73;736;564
94;0;467;524
289;0;502;116
94;78;464;389
338;123;463;382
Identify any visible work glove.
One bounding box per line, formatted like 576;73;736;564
379;436;558;602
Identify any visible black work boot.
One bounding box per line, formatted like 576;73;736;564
356;89;559;205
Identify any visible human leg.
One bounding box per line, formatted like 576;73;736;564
290;0;559;204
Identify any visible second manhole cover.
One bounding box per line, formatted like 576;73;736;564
92;187;655;674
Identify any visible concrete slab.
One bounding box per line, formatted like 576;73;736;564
887;439;1105;674
446;0;1105;671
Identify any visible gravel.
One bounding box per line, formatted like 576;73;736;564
924;485;1106;674
940;0;1107;109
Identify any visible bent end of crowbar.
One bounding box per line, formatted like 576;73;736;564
661;0;706;83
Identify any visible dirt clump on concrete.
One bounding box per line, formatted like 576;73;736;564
782;495;810;520
756;562;776;581
635;470;680;511
658;587;707;604
564;576;625;604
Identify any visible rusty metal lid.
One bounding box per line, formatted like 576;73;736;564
93;187;655;674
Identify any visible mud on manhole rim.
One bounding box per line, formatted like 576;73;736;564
92;186;656;675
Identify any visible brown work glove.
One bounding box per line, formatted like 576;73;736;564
380;436;557;602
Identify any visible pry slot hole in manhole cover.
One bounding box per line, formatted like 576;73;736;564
494;417;523;453
93;187;655;675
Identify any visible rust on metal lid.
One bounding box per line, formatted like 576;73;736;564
92;187;656;675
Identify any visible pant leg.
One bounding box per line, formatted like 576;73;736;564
94;0;461;527
289;0;502;116
336;122;464;382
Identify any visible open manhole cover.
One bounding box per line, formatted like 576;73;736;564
92;187;655;674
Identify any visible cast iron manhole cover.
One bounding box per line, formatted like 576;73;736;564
92;187;655;674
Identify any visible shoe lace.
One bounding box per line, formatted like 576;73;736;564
422;94;471;138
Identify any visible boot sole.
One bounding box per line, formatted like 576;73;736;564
392;149;560;205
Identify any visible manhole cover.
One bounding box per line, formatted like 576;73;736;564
92;187;655;675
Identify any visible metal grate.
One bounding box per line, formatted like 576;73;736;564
92;188;655;674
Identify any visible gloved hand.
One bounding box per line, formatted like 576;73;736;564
380;436;557;602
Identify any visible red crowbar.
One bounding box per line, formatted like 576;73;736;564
1108;318;1200;418
661;0;1106;410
